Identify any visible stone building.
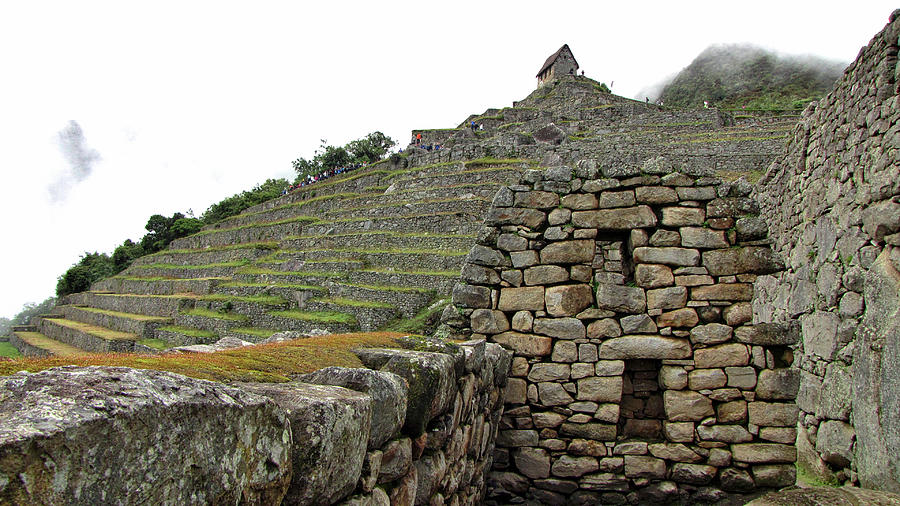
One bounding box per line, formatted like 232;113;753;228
537;44;580;87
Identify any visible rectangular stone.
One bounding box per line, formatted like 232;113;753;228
492;332;553;357
661;207;706;226
633;247;700;266
571;206;657;230
691;284;753;301
499;286;545;311
731;443;797;464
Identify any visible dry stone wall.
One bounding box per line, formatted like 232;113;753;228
752;10;900;492
0;340;511;505
442;160;800;504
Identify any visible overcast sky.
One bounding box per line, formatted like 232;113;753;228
0;1;895;318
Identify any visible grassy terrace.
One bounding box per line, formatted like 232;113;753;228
72;306;172;322
12;332;82;356
309;297;394;309
193;216;320;237
132;260;250;271
0;332;408;382
47;319;138;341
143;242;279;257
216;193;360;225
0;341;22;358
360;267;459;277
231;327;279;339
284;230;475;242
325;196;492;215
219;281;326;291
341;282;434;294
107;275;228;283
235;266;346;278
197;294;290;306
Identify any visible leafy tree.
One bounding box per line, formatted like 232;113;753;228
112;239;144;273
292;132;396;182
201;178;290;225
56;252;114;296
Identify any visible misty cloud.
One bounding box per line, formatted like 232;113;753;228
48;120;101;202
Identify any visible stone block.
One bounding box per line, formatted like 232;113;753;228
647;286;688;310
452;283;491;308
497;429;539;447
733;322;800;346
671;463;717;485
663;421;695;442
551;455;599;478
756;369;800;400
635;186;678;204
597;190;636;208
751;464;796;488
524;265;569;285
561;193;598;210
681;227;729;249
623;456;667;479
748;402;799;427
657;308;699;328
661;207;706;226
551;341;578;362
470;309;510;334
697;424;753;443
571;206;657;230
818;363;851;421
497;233;528;251
693;343;749;368
560;422;617;441
595;360;625;376
461;264;501;285
663;390;714;421
723;303;752;326
510;250;539;268
690;323;733;345
677;186;717;201
538;382;574;406
514;447;552;479
378;438;412;484
498;286;545;311
635;264;674;288
702;247;783;276
505;378;527;404
515;190;560;209
599;336;692;360
688;368;726;390
633;247;701;266
545;284;593;317
485;207;547;229
815;421;855;468
691;283;753;301
533;411;567;428
620;314;657;334
569;439;608;457
647;443;702;463
725;367;757;390
511;311;534;332
533;317;586;339
758;427;796;444
528;363;571;382
576;376;624;403
802;311;841;360
731;443;796;464
650;229;682;246
493;331;553;357
578;344;599;362
717;400;747;423
540;240;596;264
587;318;622;338
595;283;646;313
660;365;688;390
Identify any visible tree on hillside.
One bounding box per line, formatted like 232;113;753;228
201;178;290;225
56;252;115;296
292;131;396;182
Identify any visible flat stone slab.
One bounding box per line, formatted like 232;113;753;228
0;366;292;505
598;335;692;359
746;486;900;505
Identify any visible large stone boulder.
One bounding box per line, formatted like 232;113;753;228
298;366;408;449
238;381;371;506
0;366;292;505
355;349;458;437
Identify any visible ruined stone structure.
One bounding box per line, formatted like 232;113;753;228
0;340;511;505
536;44;580;87
752;10;900;492
443;159;800;503
3;10;899;505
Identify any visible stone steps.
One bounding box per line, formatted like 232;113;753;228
69;292;198;317
302;297;398;332
301;211;483;237
319;197;491;221
253;259;366;274
279;232;475;252
347;269;459;296
129;243;276;267
92;276;223;295
33;315;138;353
55;305;173;339
9;330;85;357
168;217;309;250
269;248;467;272
124;262;247;280
325;283;436;318
172;307;357;336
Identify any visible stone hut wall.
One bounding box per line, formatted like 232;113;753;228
0;340;511;505
442;160;799;504
752;10;900;492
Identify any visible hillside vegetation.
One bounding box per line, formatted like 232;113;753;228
657;44;845;110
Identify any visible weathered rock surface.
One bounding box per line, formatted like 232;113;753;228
0;366;293;505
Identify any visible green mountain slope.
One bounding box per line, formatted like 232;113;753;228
657;44;845;110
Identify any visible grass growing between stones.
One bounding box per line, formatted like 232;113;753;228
0;332;408;382
137;338;169;351
0;341;22;358
309;297;394;309
218;281;326;292
197;294;289;306
230;327;279;339
72;307;173;322
50;319;138;341
133;260;250;270
384;298;449;335
158;325;217;339
182;308;249;322
269;310;357;325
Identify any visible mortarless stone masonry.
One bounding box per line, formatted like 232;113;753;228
444;159;798;504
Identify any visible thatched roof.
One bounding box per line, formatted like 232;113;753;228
536;44;578;78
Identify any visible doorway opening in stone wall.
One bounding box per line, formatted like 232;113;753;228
619;359;665;441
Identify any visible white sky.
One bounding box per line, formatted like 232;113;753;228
0;1;895;318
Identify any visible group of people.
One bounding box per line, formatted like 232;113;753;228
412;132;444;151
282;162;366;194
